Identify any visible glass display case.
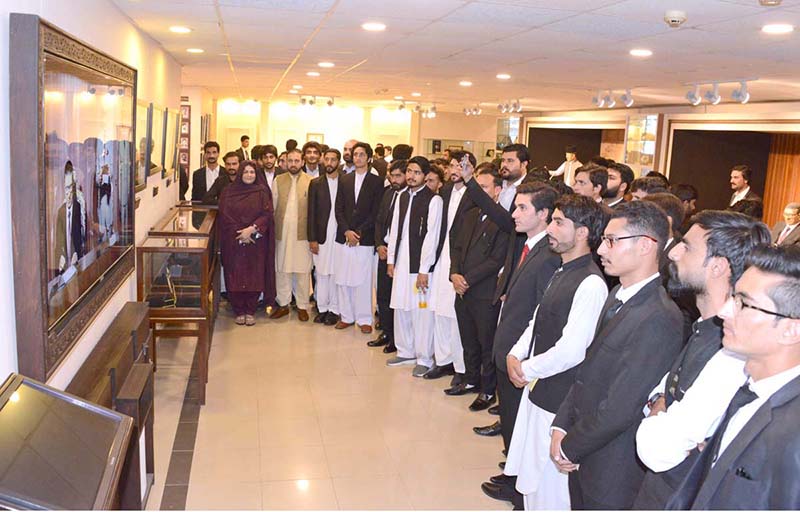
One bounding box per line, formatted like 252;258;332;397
624;114;663;175
0;373;133;510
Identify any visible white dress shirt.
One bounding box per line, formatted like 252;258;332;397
616;272;661;303
205;165;220;190
729;186;751;206
499;175;525;211
550;159;583;185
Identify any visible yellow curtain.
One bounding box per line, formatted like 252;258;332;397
764;134;800;227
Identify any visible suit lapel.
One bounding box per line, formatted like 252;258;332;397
783;226;800;246
507;237;545;290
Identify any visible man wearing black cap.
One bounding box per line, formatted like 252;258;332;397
549;145;582;185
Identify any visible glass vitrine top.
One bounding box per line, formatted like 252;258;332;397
141;236;208;250
149;206;216;237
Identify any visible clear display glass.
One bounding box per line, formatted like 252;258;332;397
141;242;207;309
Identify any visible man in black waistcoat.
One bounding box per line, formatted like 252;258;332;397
633;211;772;509
451;168;509;411
550;201;684;510
368;159;408;352
483;194;609;509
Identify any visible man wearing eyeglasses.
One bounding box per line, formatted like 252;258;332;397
549;201;684;510
661;244;800;509
633;211;772;509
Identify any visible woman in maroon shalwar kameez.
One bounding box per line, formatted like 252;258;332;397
218;160;275;325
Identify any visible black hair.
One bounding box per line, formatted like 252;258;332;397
554;194;609;249
502;143;530;164
732;164;752;183
428;164;445;184
223;151;240;162
729;199;763;220
475;161;498;174
609;163;635;193
610;200;670;253
263;144;278;157
643;192;685;233
671;183;698;202
690;210;772;287
631;176;668;195
324;148;341;160
302;141;322;155
240;135;250;143
450;150;477;168
517;182;559;222
393;144;413;160
250;145;263;161
203;141;220;152
745;244;800;319
549;179;574;197
646;171;671;188
389;159;408;173
408;155;431;174
527;167;551;183
285;139;298;151
576;165;609;196
588;155;611;168
374;146;386;158
286;148;303;158
353;141;373;160
476;166;503;188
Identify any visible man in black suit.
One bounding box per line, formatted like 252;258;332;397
665;244;800;510
550;200;684;510
301;141;323;178
234;134;250;163
729;164;762;207
451;168;509;411
369;159;408;352
333;142;384;333
771;202;800;247
201;151;239;205
603;162;634;209
372;145;388;179
191;141;221;201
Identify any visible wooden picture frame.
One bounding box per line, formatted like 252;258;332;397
9;13;137;381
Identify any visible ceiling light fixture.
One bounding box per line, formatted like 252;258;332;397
732;81;750;104
398;101;406;111
186;48;204;54
411;92;422;97
686;85;702;106
591;91;605;108
704;83;721;105
759;0;782;5
603;92;616;108
318;61;335;68
496;73;511;80
459;80;473;87
300;97;308;105
361;22;386;31
327;97;335;107
619;89;634;108
292;85;303;89
414;104;421;112
306;71;320;77
394;95;404;100
169;26;192;34
289;89;299;94
762;23;794;34
629;48;653;57
308;96;316;106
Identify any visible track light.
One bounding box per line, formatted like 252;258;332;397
686;85;702;106
619;89;634;108
430;105;437;114
300;97;308;105
327;97;334;107
308;96;316;106
704;83;721;105
732;81;750;104
398;101;405;111
603;92;616;109
591;91;605;108
414;104;421;112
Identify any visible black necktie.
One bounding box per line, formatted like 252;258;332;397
666;384;758;510
597;298;623;333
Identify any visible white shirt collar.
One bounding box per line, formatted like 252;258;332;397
733;186;751;201
526;230;548;249
749;363;800;395
608;196;625;207
505;175;524;189
616;272;661;303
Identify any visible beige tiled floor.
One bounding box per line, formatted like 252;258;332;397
182;310;512;510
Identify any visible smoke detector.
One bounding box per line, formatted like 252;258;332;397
664;10;687;28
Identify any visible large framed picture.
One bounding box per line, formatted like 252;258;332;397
134;100;151;192
150;104;165;176
163;108;180;181
9;14;137;380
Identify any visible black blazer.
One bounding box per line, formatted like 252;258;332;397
235;147;249;163
375;186;401;248
772;221;800;247
450;208;508;301
553;279;684;509
730;188;761;206
191;167;219;201
307;174;338;244
372;158;388;178
436;182;476;262
334;171;384;247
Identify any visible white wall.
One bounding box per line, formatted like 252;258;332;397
416;111;500;147
0;0;182;386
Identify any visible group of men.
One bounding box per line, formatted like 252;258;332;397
185;134;800;510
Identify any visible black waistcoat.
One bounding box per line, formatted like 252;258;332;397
528;253;604;413
664;316;723;406
395;186;435;274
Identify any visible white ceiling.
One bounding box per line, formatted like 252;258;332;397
113;0;800;112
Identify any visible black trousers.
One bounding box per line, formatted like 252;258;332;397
455;295;500;393
376;258;394;339
569;471;613;510
496;370;523;453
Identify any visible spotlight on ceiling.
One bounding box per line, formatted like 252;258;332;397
414;104;421;112
88;86;96;95
474;106;482;115
504;102;511;113
732;81;750;104
762;23;794;34
619;89;634;108
514;100;523;113
327;97;335;107
300;97;308;105
464;108;470;116
430;105;437;114
591;91;605;108
428;105;437;118
308;96;316;106
497;103;505;113
686;85;702;106
603;92;616;108
398;101;405;111
704;83;721;105
759;0;782;6
306;71;321;77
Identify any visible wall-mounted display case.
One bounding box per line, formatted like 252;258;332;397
624;114;664;176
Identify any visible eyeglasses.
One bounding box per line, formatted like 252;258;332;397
600;234;658;248
733;295;796;320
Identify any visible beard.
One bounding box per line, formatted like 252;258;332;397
666;261;704;298
603;184;620;199
324;164;338;174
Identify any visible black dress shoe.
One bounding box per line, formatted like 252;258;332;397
382;342;397;354
422;363;455;380
444;382;479;396
313;312;327;323
490;473;515;486
488;404;500;416
498;461;506;470
367;333;389;347
481;482;519;503
469;393;497;411
473;420;501;437
324;312;339;326
450;373;464;386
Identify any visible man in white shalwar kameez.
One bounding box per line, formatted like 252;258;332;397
386;156;442;377
501;196;608;510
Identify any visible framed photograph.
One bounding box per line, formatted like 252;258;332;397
432;139;442;154
306;132;324;143
180;105;190;120
163;108;180;181
180;121;189;135
149;104;165;176
10;14;137;380
134;100;151;192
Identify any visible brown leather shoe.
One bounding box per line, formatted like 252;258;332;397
359;324;373;334
269;305;290;319
297;309;309;322
335;321;354;330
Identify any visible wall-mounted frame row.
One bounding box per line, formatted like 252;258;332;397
134;102;181;192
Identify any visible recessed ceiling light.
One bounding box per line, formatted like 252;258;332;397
289;89;299;94
411;92;422;97
394;95;404;100
306;71;321;77
318;61;335;68
169;26;191;34
762;23;794;34
629;48;653;57
292;85;303;89
186;48;204;54
496;73;511;80
459;80;473;87
361;22;386;31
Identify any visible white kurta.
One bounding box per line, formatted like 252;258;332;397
429;185;466;317
312;176;338;276
335;171;374;288
276;174;312;274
